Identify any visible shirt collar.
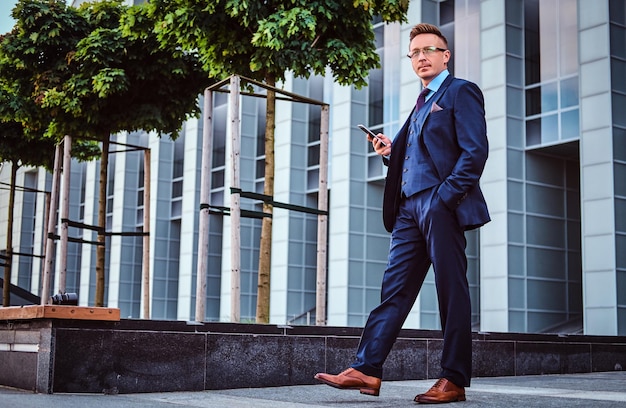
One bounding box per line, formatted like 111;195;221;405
424;69;449;99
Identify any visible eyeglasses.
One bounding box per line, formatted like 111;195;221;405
407;46;448;59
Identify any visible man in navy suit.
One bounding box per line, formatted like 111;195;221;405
315;23;490;404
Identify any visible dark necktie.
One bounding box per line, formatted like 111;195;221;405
416;87;430;111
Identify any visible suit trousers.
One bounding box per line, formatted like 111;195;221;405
351;186;472;387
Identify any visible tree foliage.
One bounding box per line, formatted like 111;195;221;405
138;0;408;88
1;0;211;142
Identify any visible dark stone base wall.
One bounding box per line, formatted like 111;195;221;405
1;319;625;394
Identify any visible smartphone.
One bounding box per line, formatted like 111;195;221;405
357;124;387;147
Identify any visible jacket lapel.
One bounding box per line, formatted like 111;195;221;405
414;75;454;137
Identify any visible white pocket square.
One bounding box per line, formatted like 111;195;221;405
431;102;443;112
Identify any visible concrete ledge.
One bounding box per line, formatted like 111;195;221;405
0;318;624;394
0;305;120;321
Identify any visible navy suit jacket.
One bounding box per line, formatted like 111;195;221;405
382;75;490;232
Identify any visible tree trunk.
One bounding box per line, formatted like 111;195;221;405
58;136;72;293
256;74;276;324
41;144;63;304
95;137;109;307
2;162;18;307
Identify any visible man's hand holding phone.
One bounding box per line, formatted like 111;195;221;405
358;124;391;156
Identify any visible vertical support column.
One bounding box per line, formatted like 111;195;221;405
316;104;330;326
477;1;509;332
578;0;617;335
229;76;241;323
195;88;213;322
142;148;151;319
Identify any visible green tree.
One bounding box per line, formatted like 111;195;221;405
140;0;409;323
0;25;97;305
0;120;55;306
1;0;210;306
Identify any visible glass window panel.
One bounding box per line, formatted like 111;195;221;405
560;77;579;108
524;0;540;86
527;247;566;279
615;127;626;162
610;25;626;60
566;159;580;189
366;212;387;235
348;288;364;312
613;93;626;128
508;245;525;276
211;169;224;188
440;0;454;25
613;58;626;96
526;215;565;248
420;284;438;310
507;118;524;148
618;270;626;305
349;260;364;285
539;0;558;81
507;55;523;87
509;310;526;332
137;190;143;206
255;159;265;180
506;26;524;57
210;190;224;206
365;262;384;287
173;138;184;178
527;279;566;311
567;220;581;250
616;162;626;197
508;87;524;116
559;0;578;76
509;277;526;308
610;0;626;24
541;113;558;143
506;0;524;26
566;190;581;220
542;81;558;112
136;208;143;225
508;180;524;211
508;213;525;243
526;86;541;116
440;23;454;76
526;184;564;217
526;153;564;185
526;118;541;146
306;168;319;191
368;155;384;179
527;311;564;332
307;144;320;167
171;180;183;198
616;198;626;233
561;109;580;140
466;229;479;255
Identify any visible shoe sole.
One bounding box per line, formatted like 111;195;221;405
415;395;466;403
315;378;380;396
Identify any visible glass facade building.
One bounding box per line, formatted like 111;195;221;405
1;0;624;335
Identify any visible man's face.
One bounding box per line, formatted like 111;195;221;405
408;33;450;85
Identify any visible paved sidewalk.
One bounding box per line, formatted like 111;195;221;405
1;371;625;407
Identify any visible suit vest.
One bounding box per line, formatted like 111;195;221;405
400;101;440;198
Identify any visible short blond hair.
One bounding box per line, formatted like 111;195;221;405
409;23;448;48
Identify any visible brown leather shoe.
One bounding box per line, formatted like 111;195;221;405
314;368;381;396
414;378;466;403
